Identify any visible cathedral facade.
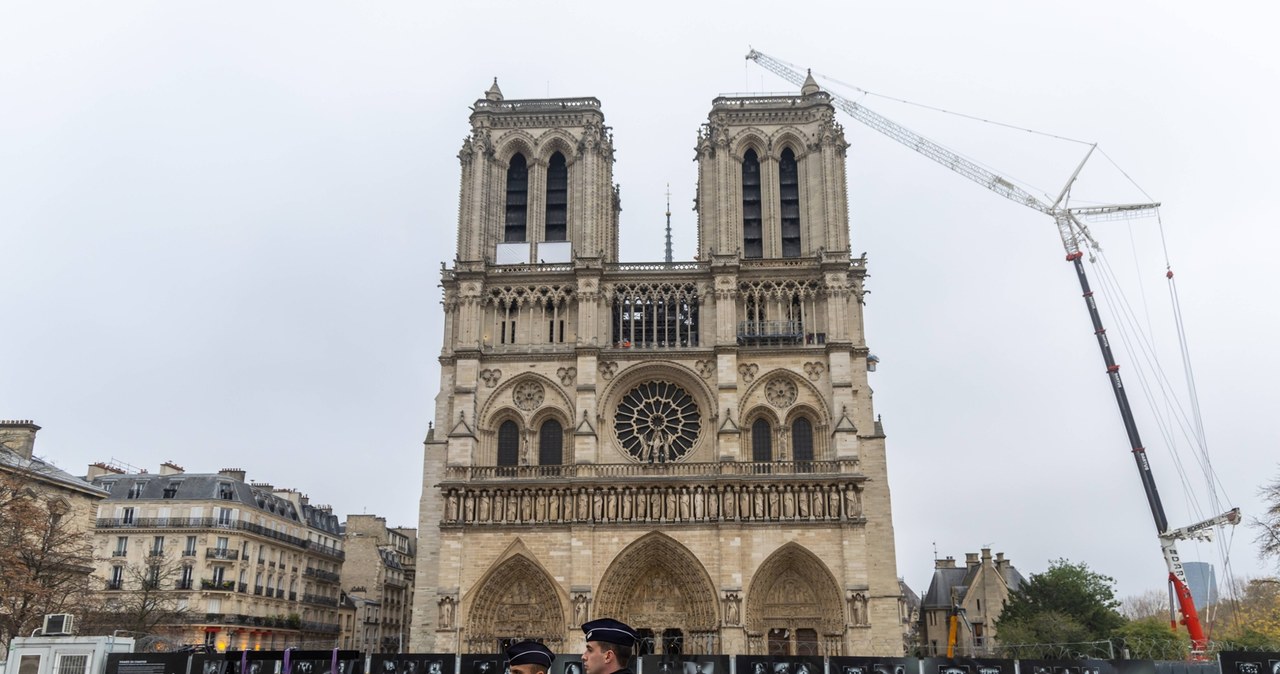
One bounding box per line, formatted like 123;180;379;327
411;76;903;656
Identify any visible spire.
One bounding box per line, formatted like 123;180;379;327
664;183;673;264
801;69;820;96
485;78;504;102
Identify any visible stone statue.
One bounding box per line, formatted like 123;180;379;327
439;597;455;629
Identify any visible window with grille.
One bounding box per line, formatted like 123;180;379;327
780;147;801;257
742;149;763;258
752;418;772;462
538;420;563;466
505;154;529;242
792;417;814;462
55;655;88;674
545;152;567;241
497;420;520;466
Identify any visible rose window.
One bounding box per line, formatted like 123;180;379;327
613;381;701;463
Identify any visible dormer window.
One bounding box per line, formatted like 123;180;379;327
162;481;181;499
505;154;529;243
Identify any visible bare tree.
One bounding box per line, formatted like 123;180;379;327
83;550;191;638
1120;588;1170;620
0;468;98;654
1255;470;1280;567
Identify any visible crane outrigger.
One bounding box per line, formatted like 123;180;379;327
744;49;1240;654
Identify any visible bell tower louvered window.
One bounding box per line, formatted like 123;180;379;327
779;147;801;257
742;149;763;258
505;154;528;243
497;420;520;466
545;152;567;242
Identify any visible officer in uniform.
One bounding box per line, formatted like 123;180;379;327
580;618;638;674
506;641;556;674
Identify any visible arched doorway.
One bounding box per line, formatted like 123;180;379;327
595;532;719;654
745;543;844;656
464;552;566;653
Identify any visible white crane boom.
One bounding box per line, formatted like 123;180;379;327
745;48;1232;656
744;49;1160;256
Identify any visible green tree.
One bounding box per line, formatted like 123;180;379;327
995;559;1126;656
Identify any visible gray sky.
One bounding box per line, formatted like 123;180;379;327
3;1;1277;603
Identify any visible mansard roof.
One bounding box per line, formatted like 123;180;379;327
0;447;108;499
91;471;342;535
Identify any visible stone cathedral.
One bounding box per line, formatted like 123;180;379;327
411;76;904;656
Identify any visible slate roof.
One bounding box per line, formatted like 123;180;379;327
1;447;109;499
91;472;341;535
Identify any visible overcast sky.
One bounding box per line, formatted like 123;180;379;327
3;1;1277;604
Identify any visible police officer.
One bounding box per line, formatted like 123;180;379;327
506;640;556;674
580;618;638;674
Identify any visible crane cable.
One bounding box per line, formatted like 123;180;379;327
795;59;1243;627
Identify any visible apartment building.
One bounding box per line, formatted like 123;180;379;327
341;515;416;653
89;463;345;650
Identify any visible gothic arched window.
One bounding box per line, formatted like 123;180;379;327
779;147;801;257
742;149;763;258
505;153;529;243
545;152;568;242
752;418;772;462
538;419;563;466
497;420;520;466
792;417;814;463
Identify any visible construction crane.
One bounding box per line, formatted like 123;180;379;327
745;49;1239;654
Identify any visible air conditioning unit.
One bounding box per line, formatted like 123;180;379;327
43;613;74;636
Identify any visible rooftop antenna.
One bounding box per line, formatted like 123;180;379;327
664;183;673;264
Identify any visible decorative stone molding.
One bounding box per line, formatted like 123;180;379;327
803;362;825;381
441;481;864;526
695;360;715;379
765;376;798;408
598;361;619;381
512;381;545;411
738;363;759;383
556;366;577;386
480;369;502;388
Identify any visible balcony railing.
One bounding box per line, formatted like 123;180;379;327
238;582;248;593
206;548;239;561
94;517;312;551
306;542;345;561
182;549;197;557
176;579;194;590
253;586;263;596
300;620;342;634
736;320;813;346
105;580;123;590
111;550;128;557
302;593;339;607
304;567;342;583
201;579;236;591
445;459;856;482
